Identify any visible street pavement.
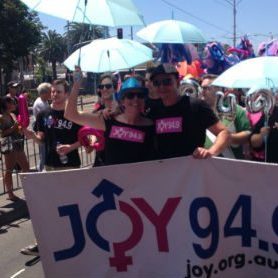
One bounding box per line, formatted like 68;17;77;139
0;95;97;226
0;188;29;228
0;95;98;277
0;218;43;278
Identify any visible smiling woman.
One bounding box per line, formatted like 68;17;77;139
65;72;157;165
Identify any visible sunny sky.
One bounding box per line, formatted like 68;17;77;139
37;0;277;51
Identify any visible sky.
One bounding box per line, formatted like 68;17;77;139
37;0;277;51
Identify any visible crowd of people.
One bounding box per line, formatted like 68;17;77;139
1;63;277;199
1;62;278;256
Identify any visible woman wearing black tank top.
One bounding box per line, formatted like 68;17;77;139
65;74;156;165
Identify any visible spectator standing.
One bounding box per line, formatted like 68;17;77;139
24;80;81;170
144;67;162;113
90;73;118;166
148;64;230;159
250;100;278;163
65;75;156;165
6;81;20;115
32;82;51;171
200;74;251;159
92;73;117;113
0;96;29;201
21;80;82;256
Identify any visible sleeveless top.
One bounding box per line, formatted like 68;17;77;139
103;118;156;165
0;114;24;153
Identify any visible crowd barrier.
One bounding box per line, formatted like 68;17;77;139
0;95;96;196
0;138;95;196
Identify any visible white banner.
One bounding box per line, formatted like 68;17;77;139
21;157;278;278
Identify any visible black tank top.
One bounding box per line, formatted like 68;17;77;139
104;118;156;165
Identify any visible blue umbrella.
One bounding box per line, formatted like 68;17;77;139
21;0;144;27
136;19;206;44
63;37;153;73
212;56;278;89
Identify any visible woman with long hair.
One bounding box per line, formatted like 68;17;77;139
0;96;29;201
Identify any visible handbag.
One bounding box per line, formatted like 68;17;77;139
0;136;13;154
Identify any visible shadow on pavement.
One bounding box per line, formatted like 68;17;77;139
25;256;41;267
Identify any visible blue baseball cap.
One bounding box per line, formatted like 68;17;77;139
117;77;148;100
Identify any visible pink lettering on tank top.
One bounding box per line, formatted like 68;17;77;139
156;117;183;134
109;126;145;143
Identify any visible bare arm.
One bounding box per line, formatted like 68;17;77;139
193;121;231;159
57;140;81;155
250;127;270;148
0;114;19;137
64;81;106;131
1;122;19;137
231;130;251;145
23;129;45;145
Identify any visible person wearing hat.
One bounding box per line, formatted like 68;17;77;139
148;63;230;159
65;73;156;165
6;81;21;115
7;81;21;97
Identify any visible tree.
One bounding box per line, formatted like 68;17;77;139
39;30;67;80
64;22;109;54
0;0;43;89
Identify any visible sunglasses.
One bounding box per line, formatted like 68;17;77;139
153;78;173;87
98;84;113;90
124;91;145;100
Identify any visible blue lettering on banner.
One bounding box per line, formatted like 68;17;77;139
53;179;181;271
86;179;123;252
190;197;219;259
52;180;278;274
53;204;85;261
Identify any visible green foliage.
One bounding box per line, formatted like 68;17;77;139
64;23;109;54
38;30;67;79
0;0;43;75
26;88;38;106
33;56;51;84
39;30;66;63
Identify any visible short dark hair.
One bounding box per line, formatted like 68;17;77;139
100;73;117;90
150;64;179;80
0;96;15;113
52;79;70;93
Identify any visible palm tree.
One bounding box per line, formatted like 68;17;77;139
39;30;67;79
64;22;109;54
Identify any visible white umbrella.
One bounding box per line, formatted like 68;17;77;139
63;38;153;72
212;56;278;88
21;0;144;27
136;19;206;44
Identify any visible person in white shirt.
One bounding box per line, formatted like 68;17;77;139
33;83;51;118
32;82;51;171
